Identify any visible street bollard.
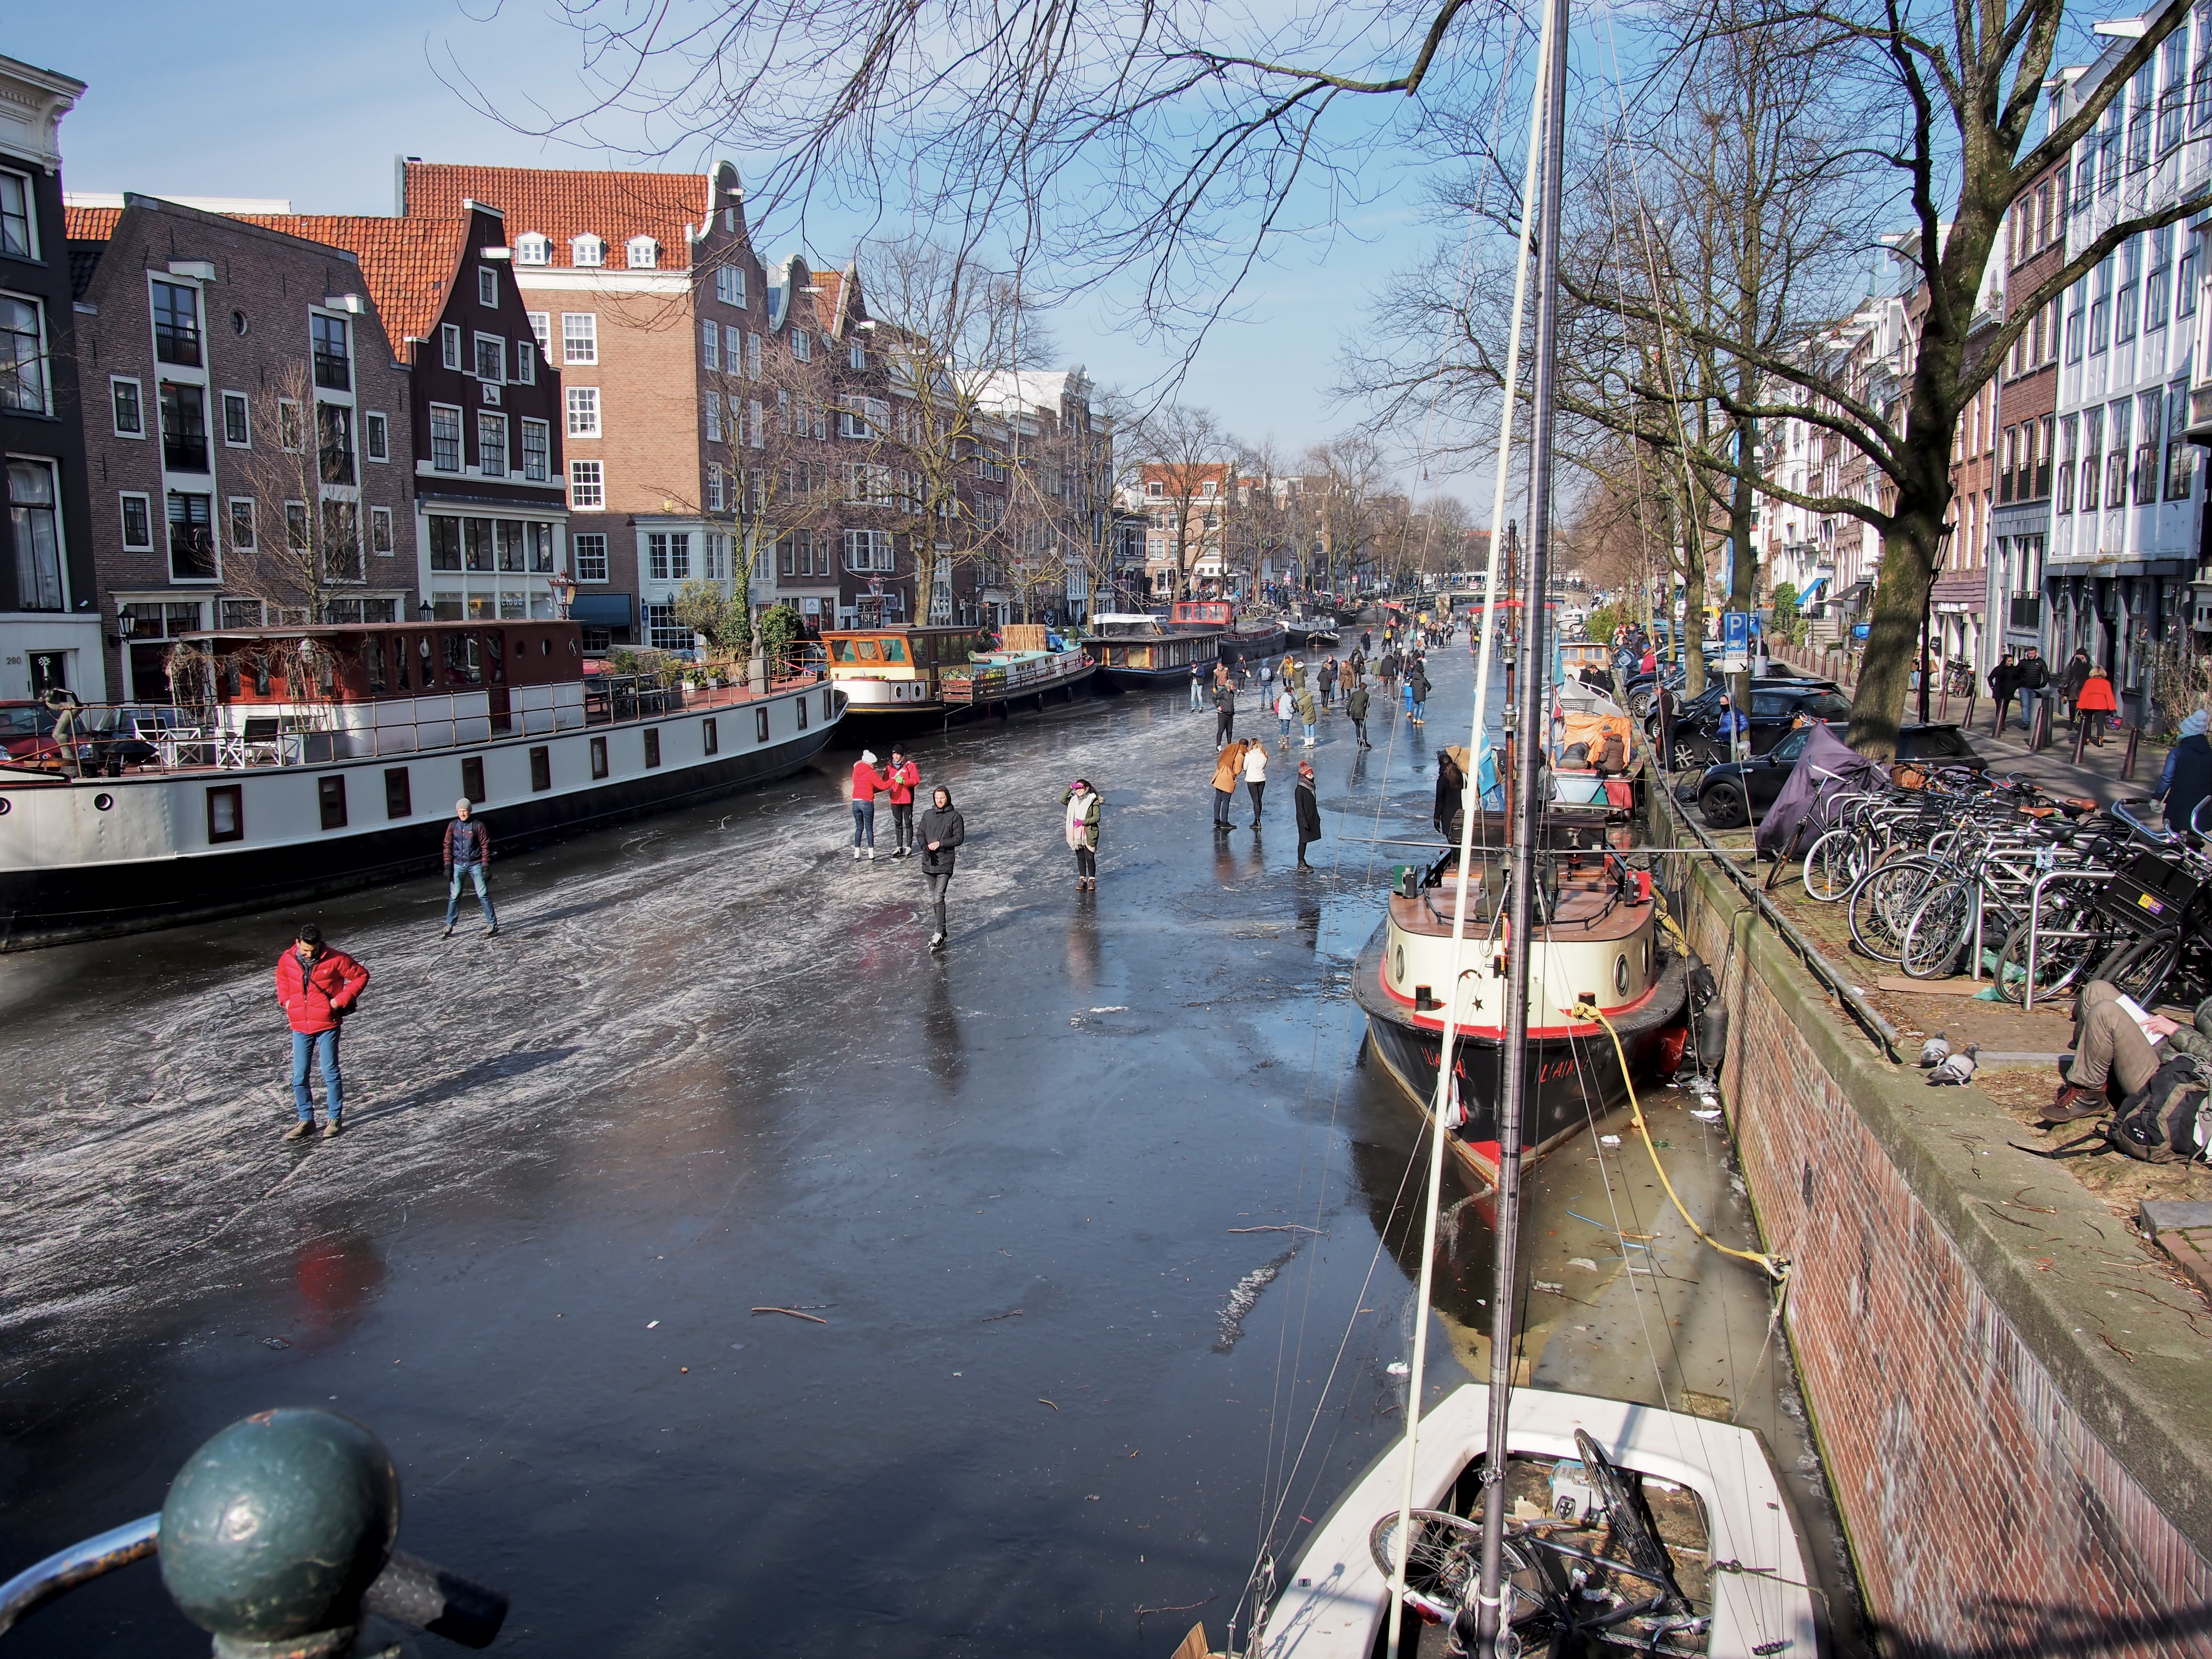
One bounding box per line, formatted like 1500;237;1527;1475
2072;711;2089;766
2122;723;2141;781
0;1408;506;1654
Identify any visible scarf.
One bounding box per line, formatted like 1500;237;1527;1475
1065;788;1094;848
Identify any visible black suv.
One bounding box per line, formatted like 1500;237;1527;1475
1688;721;1984;828
1663;681;1852;766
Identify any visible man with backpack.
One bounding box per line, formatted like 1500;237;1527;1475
442;799;498;937
275;924;369;1141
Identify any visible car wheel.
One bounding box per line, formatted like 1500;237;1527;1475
1698;785;1749;830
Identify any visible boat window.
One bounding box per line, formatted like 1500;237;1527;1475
366;640;386;694
854;639;880;661
393;636;409;692
447;632;481;685
831;640;859;662
877;639;908;664
485;633;505;684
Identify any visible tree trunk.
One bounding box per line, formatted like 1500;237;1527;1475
1678;482;1707;697
1846;516;1942;757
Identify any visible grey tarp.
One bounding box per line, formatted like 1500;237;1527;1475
1755;724;1887;859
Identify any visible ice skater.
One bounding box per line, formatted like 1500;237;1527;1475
918;785;965;947
275;924;368;1141
885;745;920;858
1062;777;1102;888
851;750;890;860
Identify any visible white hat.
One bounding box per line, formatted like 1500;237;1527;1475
860;749;878;764
455;797;472;813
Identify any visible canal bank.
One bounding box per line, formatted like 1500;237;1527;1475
1650;779;2212;1649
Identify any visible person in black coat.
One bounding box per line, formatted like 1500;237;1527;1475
2161;710;2212;840
1987;654;2019;737
916;786;965;948
1295;760;1322;868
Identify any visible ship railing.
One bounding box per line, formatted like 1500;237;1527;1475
0;671;826;781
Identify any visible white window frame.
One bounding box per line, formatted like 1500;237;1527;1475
221;390;251;448
473;333;506;384
792;330;811;361
477;411;509;477
625;235;659;269
849;341;866;370
572;531;610;581
707;462;725;512
441;323;462;370
704;392;723;444
477;265;498;307
370;505;395;555
571;234;604;268
748;399;765;448
227;496;255;550
569;459;604;509
745;332;761;379
567;385;602;438
0;168;37;260
110;375;145;438
119;491;154;549
562;313;597;366
514;341;536;385
1;290;52;415
526;311;551;354
429;402;463;472
363;410;388;463
520;417;550;483
516;233;550;266
701;319;719;371
277;397;305;453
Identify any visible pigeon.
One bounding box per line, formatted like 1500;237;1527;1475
1925;1043;1979;1086
1918;1031;1951;1069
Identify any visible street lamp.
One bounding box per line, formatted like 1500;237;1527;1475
548;573;576;621
418;600;435;623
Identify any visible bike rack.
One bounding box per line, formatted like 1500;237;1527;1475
2022;866;2119;1012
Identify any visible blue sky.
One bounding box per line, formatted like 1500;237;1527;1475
15;0;1483;493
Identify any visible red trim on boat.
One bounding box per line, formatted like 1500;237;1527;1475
1372;950;1661;1038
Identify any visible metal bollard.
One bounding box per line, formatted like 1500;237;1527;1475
2072;711;2089;766
2122;723;2141;781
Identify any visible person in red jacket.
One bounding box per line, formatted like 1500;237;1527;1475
883;744;921;859
2076;664;2119;746
274;924;369;1141
850;750;890;861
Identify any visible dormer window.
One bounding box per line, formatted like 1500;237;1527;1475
515;233;550;266
626;235;659;270
572;234;604;268
1202;480;1217;497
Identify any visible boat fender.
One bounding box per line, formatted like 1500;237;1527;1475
1695;1002;1728;1076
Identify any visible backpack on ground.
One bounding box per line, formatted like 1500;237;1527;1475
2109;1055;2212;1163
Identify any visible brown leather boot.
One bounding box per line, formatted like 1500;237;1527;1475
2042;1083;2106;1122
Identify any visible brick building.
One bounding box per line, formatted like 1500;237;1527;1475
0;54;96;702
1991;161;2068;663
966;367;1115;625
1129;463;1231;599
66;197;417;699
229;200;572;631
397;161;746;650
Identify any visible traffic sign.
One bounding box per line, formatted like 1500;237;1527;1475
1719;610;1749;673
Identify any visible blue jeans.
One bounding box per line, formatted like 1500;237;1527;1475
2017;687;2039;732
446;861;497;927
1411;699;1426;720
852;800;876;847
1302;721;1317;744
291;1028;342;1124
1279;716;1293;739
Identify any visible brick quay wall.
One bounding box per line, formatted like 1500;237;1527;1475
1651;785;2212;1655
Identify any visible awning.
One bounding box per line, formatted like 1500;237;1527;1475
1797;576;1828;602
571;594;633;627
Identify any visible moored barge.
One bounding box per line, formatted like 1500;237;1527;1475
1080;613;1222;689
0;619;842;948
820;624;1096;734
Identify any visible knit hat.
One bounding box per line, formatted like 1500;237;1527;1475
860;749;879;764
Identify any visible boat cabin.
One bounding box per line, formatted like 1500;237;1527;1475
164;621;590;759
821;625;989;683
1169;600;1235;628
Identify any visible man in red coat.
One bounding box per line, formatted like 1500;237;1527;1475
274;924;369;1141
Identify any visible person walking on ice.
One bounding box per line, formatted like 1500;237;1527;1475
1062;778;1102;889
275;924;368;1142
917;785;965;947
442;799;498;938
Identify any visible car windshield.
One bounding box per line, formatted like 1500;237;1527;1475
0;706;55;737
1769;730;1810;761
1803;691;1851;719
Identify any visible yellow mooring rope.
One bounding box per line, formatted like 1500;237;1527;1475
1572;995;1789;1285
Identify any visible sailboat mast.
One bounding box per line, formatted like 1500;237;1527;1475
1475;0;1568;1645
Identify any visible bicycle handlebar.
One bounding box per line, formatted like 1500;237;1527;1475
2111;798;2172;844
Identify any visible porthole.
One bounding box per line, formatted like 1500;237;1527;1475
94;793;115;811
569;640;581;655
0;796;13;814
1614;953;1630;996
1394;944;1406;985
541;638;552;655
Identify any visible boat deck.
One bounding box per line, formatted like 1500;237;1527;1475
1389;855;1649;945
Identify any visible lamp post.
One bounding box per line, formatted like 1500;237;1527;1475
418;600;435;623
548;573;576;621
1920;521;1956;729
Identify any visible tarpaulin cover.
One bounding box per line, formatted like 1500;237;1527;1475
1755;724;1887;859
1554;709;1634;758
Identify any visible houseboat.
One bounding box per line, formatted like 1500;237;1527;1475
1167;599;1286;663
1080;613;1221;689
820;624;1096;734
0;619;842;948
1351;817;1689;1191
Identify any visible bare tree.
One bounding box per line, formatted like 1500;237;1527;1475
222;363;365;625
1128;404;1235;602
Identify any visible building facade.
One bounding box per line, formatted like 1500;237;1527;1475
2048;13;2207;718
966;367;1114;626
0;54;96;702
68;197;417;699
1991;161;2068;664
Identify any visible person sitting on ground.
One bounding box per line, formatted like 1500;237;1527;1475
2045;980;2212;1120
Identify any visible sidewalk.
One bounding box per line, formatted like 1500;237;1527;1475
1775;643;2167;810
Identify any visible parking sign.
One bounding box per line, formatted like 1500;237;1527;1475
1720;610;1749;673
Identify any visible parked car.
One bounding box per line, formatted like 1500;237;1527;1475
1686;721;1985;828
1662;681;1853;766
0;701;162;774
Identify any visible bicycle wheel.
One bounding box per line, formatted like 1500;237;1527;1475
1802;828;1864;903
1993;915;2100;1005
1899;884;1974;979
1848;859;1943;963
1368;1509;1533;1615
2101;928;2184;1009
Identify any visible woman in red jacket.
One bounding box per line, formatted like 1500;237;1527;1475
851;750;890;861
274;924;369;1141
2076;664;2118;746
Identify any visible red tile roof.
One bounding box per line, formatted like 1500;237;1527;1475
64;206;120;242
227;214;471;346
402;163;712;269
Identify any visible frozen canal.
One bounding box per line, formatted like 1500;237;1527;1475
0;644;1861;1656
